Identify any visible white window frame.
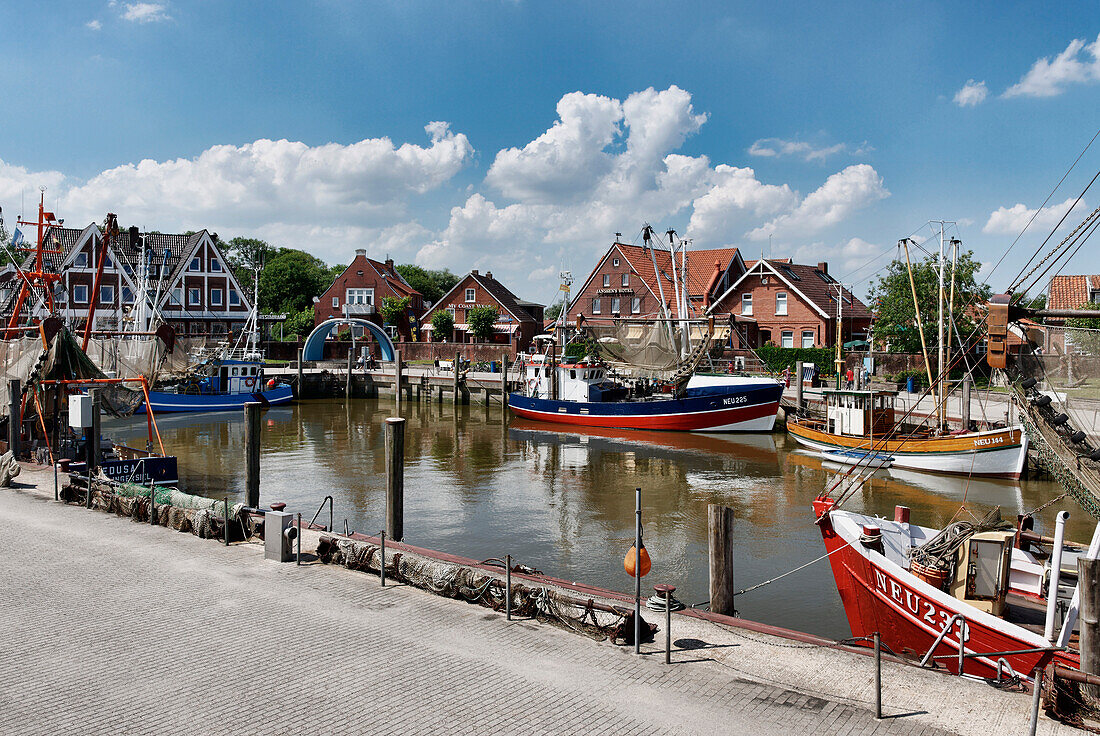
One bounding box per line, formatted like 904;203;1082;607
100;285;114;305
188;288;201;306
611;297;620;314
631;297;641;314
741;293;753;316
612;258;620;267
169;288;181;306
465;288;476;303
122;286;134;304
332;296;339;308
602;274;610;287
621;273;629;287
781;330;794;349
75;252;88;268
592;298;602;314
210;258;222;272
229;290;240;306
776;292;787;316
211;288;223;307
73;285;88;304
188;257;200;272
801;330;815;349
346;288;374;306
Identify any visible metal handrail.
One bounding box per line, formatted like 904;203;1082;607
919;613;968;669
308;495;334;532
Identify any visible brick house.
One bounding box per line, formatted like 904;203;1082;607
421;270;544;350
569;239;748;322
705;259;872;349
0;223;256;336
314;250;424;341
1043;274;1100;354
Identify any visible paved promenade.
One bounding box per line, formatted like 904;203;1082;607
0;468;1078;735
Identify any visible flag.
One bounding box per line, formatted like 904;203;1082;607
11;228;23;248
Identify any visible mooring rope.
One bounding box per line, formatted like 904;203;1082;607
732;539;854;597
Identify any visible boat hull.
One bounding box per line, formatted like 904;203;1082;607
789;422;1027;478
813;498;1077;679
138;385;294;413
507;384;782;432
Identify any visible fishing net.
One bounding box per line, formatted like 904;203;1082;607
40;329;144;416
85;336;167;383
61;476;248;541
0;336;47;417
583;321;729;375
317;536;644;642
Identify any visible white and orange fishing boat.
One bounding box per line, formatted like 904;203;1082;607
813;494;1088;680
788;389;1028;479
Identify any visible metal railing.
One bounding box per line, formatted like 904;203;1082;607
309;495;334;532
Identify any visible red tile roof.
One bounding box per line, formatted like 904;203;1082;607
607;242;743;318
1048;274;1100;310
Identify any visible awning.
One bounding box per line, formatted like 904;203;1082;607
844;339;870;349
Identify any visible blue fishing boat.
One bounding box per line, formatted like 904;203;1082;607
138;357;292;413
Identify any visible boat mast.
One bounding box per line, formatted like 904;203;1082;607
643;225;674;343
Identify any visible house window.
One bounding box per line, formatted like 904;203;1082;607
100;285;114;304
122;287;134;304
465;288;476;303
801;330;815;348
73;285;88;304
622;274;629;287
123;264;133;275
613;258;620;267
447;306;456;318
603;274;610;287
211;288;223;307
188;257;200;271
781;330;794;348
75;253;88;268
211;323;226;335
592;298;602;314
631;297;641;314
104;254;113;268
776;292;787;316
190;323;203;334
210;258;222;272
229;290;240;306
741;293;753;316
169;288;181;306
611;297;620;314
346;288;374;305
188;288;201;306
332;296;339;308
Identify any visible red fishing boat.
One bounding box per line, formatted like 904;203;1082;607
812;493;1088;681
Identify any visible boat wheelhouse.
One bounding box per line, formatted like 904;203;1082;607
788;389;1028;479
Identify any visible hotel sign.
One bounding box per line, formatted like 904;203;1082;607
596;288;634;295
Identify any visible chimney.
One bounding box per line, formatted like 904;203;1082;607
818;262;828;274
385;257;394;270
486;271;493;280
472;269;479;276
355;248;366;257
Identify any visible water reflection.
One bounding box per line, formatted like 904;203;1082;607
103;398;1081;640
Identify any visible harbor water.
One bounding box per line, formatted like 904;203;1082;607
105;398;1083;640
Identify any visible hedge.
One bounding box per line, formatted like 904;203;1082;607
755;346;836;373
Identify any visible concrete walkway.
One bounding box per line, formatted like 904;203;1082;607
0;466;1080;735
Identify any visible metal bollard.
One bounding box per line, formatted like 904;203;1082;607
874;631;882;719
296;513;301;565
224;497;229;546
380;530;386;587
505;554;512;621
654;584;676;665
1029;667;1043;736
958;625;965;676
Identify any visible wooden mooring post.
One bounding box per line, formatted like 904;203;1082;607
385;417;405;542
346;349;353;399
1080;556;1100;701
452;351;461;406
794;361;804;414
394;349;403;413
245;402;261;508
501;354;510;420
297;347;304;396
708;504;736;616
960;377;972;430
8;378;20;458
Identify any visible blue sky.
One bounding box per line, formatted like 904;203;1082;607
1;1;1098;306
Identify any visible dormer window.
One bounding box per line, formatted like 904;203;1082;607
1092;290;1100;304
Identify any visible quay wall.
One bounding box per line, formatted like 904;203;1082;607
264;340;521;363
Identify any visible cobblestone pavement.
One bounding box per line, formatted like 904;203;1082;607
0;479;1020;736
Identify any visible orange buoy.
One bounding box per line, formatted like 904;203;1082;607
623;544;651;577
267;378;277;389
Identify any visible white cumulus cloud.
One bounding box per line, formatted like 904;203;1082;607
747;164;889;241
953;79;988;107
748;138;847;162
86;19;103;30
1004;34;1100;98
982;197;1087;235
120;2;171;23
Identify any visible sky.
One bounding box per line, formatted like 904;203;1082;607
1;1;1098;307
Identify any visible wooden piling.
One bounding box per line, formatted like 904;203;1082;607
501;354;510;420
395;349;403;413
708;504;736;616
346;348;353;398
1080;556;1100;701
961;377;972;430
452;351;460;406
7;378;20;458
794;361;804;414
385;417;405;542
297;347;304;396
245;402;261;509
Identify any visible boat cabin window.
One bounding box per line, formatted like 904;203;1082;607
570;369;576;379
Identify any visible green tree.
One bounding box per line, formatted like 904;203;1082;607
395;264;459;306
283;307;315;340
430;309;454;342
544;301;564;322
380;296;412;341
258;248;332;315
868;250;991;354
1066;302;1100;355
467;305;499;342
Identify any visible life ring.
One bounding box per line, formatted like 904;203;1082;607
244;376;257;388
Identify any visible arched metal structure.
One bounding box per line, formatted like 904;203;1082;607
303;318;396;362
